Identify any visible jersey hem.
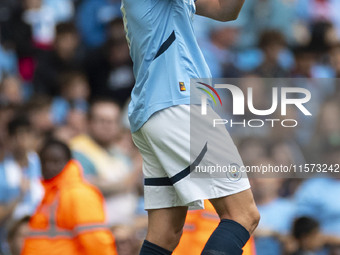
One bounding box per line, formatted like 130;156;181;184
129;98;191;133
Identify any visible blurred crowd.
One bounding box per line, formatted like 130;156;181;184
0;0;340;255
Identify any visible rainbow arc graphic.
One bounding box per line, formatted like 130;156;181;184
197;82;223;106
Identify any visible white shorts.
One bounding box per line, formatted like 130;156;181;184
132;104;250;210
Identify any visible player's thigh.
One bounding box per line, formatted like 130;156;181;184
209;189;259;232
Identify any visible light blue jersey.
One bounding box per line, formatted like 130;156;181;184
121;0;211;132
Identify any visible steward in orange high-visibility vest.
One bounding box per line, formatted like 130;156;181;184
174;200;256;255
21;140;117;255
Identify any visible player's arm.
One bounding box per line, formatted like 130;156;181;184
195;0;245;22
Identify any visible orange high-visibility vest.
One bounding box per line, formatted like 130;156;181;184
21;160;117;255
174;200;256;255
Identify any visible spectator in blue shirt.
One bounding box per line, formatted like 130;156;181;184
0;115;43;253
51;71;89;125
295;177;340;236
294;140;340;254
0;44;18;81
198;20;243;78
251;158;296;255
76;0;121;48
43;0;74;22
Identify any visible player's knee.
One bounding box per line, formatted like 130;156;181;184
247;207;260;234
167;228;184;250
147;226;183;251
240;206;260;234
220;206;260;235
167;227;184;250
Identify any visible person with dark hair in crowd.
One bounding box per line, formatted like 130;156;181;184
33;21;82;96
298;21;338;79
291;46;316;78
84;36;134;106
251;158;296;255
1;116;43;219
309;21;338;55
295;139;340;254
106;18;127;43
289;216;340;255
0;0;20;24
25;95;54;142
76;0;122;48
21;0;57;49
255;30;289;78
0;104;17;146
199;20;242;78
290;42;335;80
21;139;117;255
51;71;90;125
0;0;35;84
290;217;322;255
0;76;24;106
0;115;43;254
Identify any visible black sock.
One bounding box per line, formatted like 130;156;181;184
139;240;172;255
201;219;250;255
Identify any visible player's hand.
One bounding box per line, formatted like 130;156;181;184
196;0;245;22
